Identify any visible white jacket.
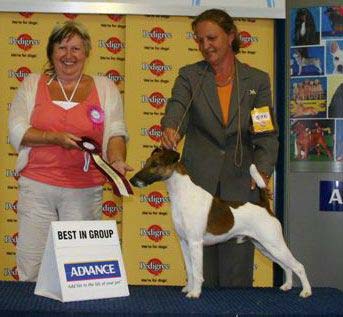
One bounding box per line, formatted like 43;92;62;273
8;74;129;173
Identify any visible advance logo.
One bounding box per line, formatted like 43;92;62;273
64;260;121;281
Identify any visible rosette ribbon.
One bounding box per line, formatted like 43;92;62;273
77;137;133;197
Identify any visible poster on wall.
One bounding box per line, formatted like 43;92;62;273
289;6;343;170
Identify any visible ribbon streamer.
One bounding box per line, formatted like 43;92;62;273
77;137;133;197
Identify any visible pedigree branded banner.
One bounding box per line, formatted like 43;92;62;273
0;12;125;281
1;12;275;286
123;15;275;286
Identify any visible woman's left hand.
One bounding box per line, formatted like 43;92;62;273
110;160;134;176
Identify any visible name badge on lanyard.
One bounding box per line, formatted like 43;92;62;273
251;106;275;133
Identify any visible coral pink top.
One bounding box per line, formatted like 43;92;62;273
21;75;106;188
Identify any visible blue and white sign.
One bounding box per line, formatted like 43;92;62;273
64;260;121;281
34;221;129;302
320;180;343;212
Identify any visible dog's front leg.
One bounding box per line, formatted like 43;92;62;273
179;239;194;294
185;239;204;298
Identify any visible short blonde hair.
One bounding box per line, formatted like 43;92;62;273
45;20;91;75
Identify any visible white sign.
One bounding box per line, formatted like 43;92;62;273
34;220;129;302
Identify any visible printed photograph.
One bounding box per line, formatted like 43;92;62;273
336;120;343;161
290;77;327;118
290;119;334;161
327;76;343;118
322;6;343;39
290;7;320;46
326;40;343;74
290;46;324;77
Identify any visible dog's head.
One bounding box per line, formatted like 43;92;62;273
129;148;180;188
330;41;343;73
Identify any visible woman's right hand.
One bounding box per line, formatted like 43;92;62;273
45;131;81;149
161;128;181;150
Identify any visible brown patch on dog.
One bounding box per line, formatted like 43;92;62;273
175;163;187;175
206;198;234;235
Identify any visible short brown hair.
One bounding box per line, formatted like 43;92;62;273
192;9;241;54
45;20;91;75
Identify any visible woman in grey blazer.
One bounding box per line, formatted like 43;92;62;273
161;9;279;287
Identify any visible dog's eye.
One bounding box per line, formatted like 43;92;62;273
150;162;158;168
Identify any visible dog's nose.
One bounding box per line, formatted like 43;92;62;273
337;64;343;73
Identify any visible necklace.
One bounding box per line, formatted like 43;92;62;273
57;74;83;103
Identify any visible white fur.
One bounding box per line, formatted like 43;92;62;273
330;41;343;74
249;164;266;188
165;165;312;299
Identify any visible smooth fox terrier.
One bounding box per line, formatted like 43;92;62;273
130;148;312;299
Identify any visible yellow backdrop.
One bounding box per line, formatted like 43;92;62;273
0;12;274;286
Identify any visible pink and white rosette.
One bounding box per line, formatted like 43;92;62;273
88;105;105;129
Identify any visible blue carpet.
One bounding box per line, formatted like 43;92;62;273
0;281;342;316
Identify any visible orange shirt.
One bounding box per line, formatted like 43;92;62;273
21;75;106;188
217;82;233;125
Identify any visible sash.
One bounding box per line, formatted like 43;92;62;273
77;137;133;197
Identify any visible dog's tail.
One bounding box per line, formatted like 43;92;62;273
250;164;274;215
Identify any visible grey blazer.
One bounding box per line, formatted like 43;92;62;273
161;59;279;202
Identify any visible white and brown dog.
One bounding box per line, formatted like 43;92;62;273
130;148;312;299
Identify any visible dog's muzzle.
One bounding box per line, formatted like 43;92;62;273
129;175;147;188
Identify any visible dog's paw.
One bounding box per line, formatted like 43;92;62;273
300;288;312;298
280;282;292;291
186;290;201;299
182;285;191;293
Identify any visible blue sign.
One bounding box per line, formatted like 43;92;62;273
319;181;343;212
64;260;121;281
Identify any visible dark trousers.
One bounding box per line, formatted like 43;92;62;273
202;239;254;287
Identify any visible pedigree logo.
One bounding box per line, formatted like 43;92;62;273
140;125;162;142
9;34;40;51
108;14;123;22
8;67;31;82
239;31;258;48
4;266;19;281
142;59;172;77
105;69;125;84
4;200;17;214
5;169;20;180
140;258;170;276
99;37;125;54
143;27;172;44
185;31;196;41
4;232;18;246
102;200;122;218
19;12;34;18
64;13;78;19
141;92;166;110
140;225;170;242
140;191;170;208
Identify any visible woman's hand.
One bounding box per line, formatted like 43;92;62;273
110;159;134;176
45;131;81;149
161;128;181;150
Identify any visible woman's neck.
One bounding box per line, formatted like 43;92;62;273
212;55;235;77
56;73;83;87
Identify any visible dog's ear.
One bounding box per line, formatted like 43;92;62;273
166;150;180;164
